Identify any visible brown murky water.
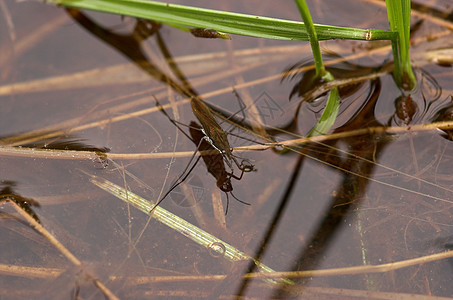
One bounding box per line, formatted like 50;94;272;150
1;0;453;299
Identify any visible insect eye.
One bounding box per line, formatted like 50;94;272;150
220;181;232;192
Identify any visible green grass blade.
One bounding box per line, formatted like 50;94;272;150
48;0;393;41
294;0;325;77
293;0;339;137
308;87;340;137
385;0;416;89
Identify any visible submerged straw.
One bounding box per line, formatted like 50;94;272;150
84;171;293;285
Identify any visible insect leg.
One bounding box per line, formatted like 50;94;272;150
151;153;202;213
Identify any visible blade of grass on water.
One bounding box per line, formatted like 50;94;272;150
385;0;416;89
308;86;340;137
293;0;340;137
82;171;293;285
46;0;393;41
294;0;325;78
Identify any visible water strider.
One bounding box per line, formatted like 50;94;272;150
189;121;249;213
154;99;252;213
190;96;254;173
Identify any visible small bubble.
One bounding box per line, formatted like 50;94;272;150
208;242;226;258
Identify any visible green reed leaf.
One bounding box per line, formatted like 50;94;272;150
48;0;392;41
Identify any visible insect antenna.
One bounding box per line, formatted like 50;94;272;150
224;193;230;216
230;191;250;206
223;191;251;215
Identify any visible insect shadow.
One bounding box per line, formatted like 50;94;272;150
154;100;252;214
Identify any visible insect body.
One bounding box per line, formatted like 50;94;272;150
189;121;249;213
190;97;253;173
189;122;240;192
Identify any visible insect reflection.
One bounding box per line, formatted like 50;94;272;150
189;121;250;213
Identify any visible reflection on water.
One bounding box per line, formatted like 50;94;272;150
433;101;453;141
0;181;40;223
2;0;453;298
